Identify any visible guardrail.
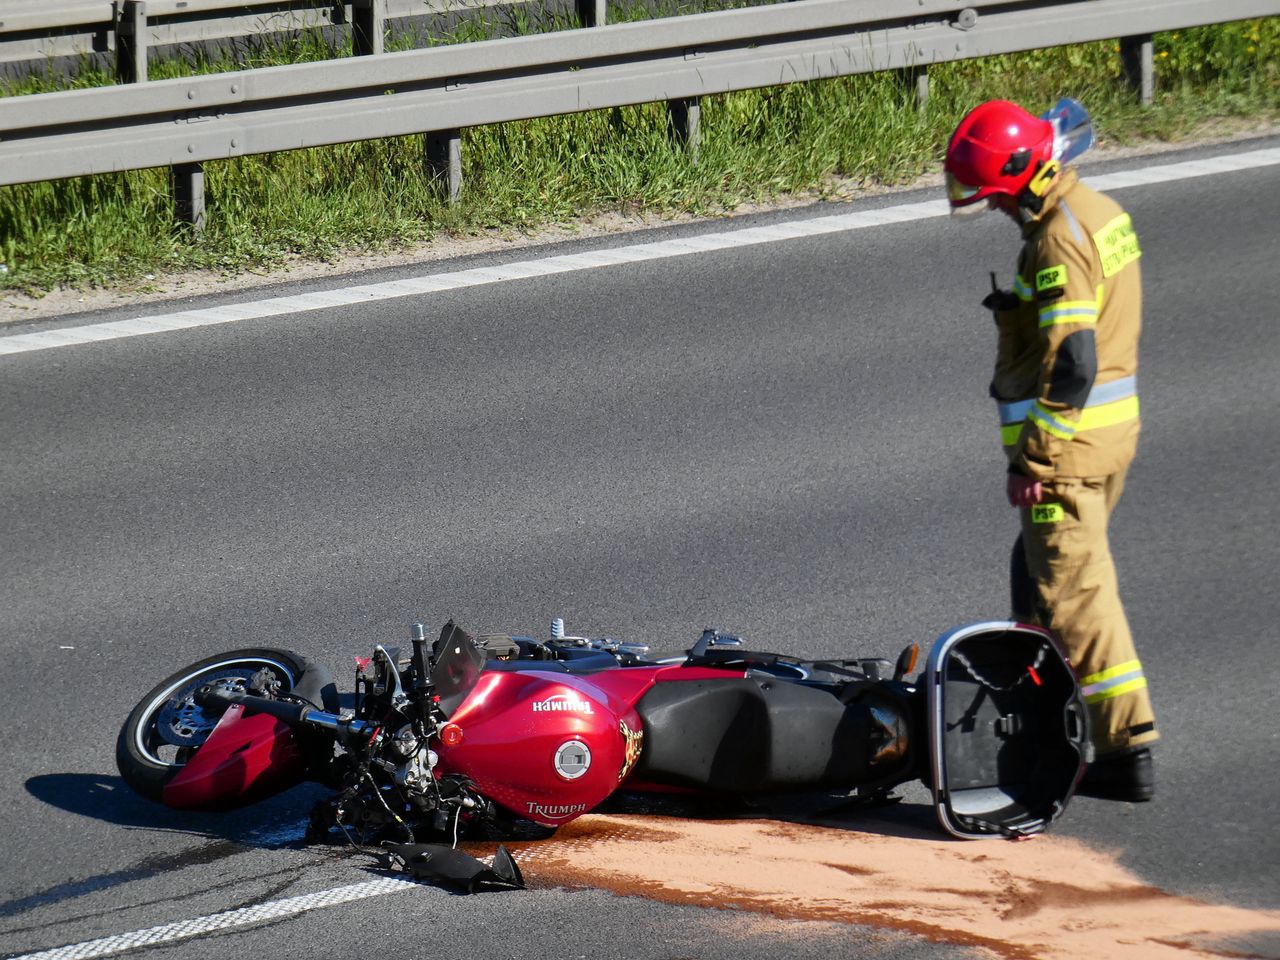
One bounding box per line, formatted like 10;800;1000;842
0;0;551;71
2;0;1275;234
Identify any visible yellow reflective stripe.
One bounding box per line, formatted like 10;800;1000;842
1081;659;1148;704
1029;402;1076;440
1038;300;1099;327
997;392;1137;445
1082;660;1142;685
1093;213;1142;278
1013;274;1034;301
1031;415;1075;440
1039;299;1099;313
1085;677;1148;704
1054;298;1098;308
1039;314;1098;327
1077;395;1140;431
1000;397;1137;444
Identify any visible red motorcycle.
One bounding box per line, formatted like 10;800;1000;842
117;617;1087;880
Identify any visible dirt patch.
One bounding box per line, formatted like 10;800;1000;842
3;120;1276;327
472;814;1280;960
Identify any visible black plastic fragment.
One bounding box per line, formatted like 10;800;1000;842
384;842;525;893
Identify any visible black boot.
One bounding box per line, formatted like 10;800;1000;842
1077;747;1154;802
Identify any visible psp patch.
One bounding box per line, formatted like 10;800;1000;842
1031;503;1065;524
1036;264;1069;291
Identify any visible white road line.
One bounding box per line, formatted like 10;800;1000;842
9;876;422;960
2;146;1277;358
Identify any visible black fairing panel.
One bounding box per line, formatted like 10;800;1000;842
633;677;907;793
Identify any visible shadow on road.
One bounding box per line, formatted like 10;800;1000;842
10;775;956;925
24;772;322;839
780;798;954;841
596;789;954;842
7;773;325;923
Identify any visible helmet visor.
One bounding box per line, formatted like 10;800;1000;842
946;172;983;205
947;173;988;218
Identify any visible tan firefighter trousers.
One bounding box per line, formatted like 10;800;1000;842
1010;469;1158;757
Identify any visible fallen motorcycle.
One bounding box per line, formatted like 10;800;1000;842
117;618;1088;864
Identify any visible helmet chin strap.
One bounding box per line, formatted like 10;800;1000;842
1017;158;1061;219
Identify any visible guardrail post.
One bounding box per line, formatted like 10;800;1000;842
576;0;607;28
172;162;206;236
1120;35;1154;105
426;130;462;204
668;97;700;163
901;65;929;112
116;0;208;236
352;0;387;57
114;0;148;84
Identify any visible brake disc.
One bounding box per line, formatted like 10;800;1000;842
154;672;251;747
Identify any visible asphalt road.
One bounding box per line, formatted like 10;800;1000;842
2;136;1278;959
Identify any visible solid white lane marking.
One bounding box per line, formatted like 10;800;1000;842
9;876;421;960
2;146;1277;358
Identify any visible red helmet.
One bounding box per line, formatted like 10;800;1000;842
945;100;1055;213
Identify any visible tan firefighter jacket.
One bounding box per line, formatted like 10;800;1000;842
990;167;1142;480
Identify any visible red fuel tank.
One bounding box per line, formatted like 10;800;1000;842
433;669;646;826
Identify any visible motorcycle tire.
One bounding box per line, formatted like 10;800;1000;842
116;648;307;803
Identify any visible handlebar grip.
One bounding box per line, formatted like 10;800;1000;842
233;693;313;725
195;684;312;724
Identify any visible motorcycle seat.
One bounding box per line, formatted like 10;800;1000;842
633;676;914;793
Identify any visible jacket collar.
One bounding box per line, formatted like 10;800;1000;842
1020;167;1079;237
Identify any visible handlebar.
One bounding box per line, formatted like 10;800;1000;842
196;684;376;738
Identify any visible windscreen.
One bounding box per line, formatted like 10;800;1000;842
433;621;487;718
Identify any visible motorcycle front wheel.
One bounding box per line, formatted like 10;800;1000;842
116;648;306;803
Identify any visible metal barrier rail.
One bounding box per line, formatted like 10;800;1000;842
1;0;1275;231
0;0;523;68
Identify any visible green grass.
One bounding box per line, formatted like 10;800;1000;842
0;10;1276;294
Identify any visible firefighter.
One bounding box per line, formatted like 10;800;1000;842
944;99;1157;801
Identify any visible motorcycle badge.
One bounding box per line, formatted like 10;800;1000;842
526;801;588;820
618;719;644;782
532;694;595;714
553;739;591;780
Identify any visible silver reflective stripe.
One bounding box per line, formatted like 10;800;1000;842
1081;665;1144;699
998;398;1035;425
1058;198;1085;245
996;375;1137;425
1085;374;1137;406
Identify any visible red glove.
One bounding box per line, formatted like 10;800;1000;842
1007;473;1043;507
